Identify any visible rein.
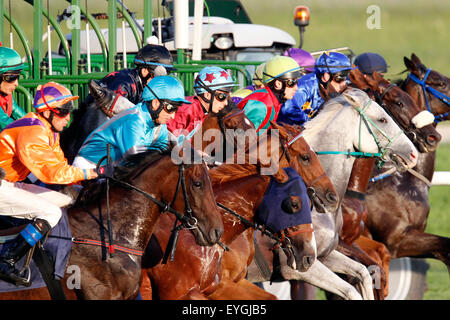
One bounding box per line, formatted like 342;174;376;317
408;69;450;122
73;162;202;260
216;202;299;252
315;97;403;169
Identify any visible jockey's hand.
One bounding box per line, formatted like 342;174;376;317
89;169;98;179
0;167;5;185
96;164;114;179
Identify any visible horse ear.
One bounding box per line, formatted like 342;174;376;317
269;121;288;140
410;53;422;66
349;69;369;89
404;56;419;74
272;167;289;183
365;72;379;89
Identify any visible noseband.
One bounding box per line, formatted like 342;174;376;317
408;69;450;122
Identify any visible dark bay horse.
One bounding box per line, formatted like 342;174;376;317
0;148;223;299
142;121;339;300
364;54;450;270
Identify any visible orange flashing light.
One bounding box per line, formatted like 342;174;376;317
294;6;310;27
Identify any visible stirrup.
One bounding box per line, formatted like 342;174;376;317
0;265;31;287
0;245;35;287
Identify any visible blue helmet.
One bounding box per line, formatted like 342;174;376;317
143;75;191;104
315;51;354;75
193;66;236;94
354;52;389;75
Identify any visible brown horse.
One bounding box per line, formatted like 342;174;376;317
142;121;339;300
364;54;450;272
0;148;224;299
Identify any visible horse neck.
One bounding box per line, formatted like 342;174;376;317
124;157;178;249
213;172;270;245
304;105;358;200
415;151;436;180
346;157;376;193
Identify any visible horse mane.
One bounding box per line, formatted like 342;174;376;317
302;96;348;141
76;149;173;207
209;163;259;185
114;149;172;181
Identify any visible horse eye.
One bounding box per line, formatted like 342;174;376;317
439;81;446;87
379;117;388;124
193;181;203;188
396;101;403;108
300;154;310;163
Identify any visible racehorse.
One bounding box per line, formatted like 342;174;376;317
364;54;450;271
0;147;224;299
247;88;419;300
60;80;135;164
330;68;442;299
142;113;339;299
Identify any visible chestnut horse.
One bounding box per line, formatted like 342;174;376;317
0;148;223;299
364;54;450;271
142;121;339;300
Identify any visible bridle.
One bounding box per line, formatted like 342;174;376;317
279;130;329;211
369;83;422;145
407;68;450;123
74;160;206;261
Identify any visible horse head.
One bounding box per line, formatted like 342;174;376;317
342;88;418;172
403;53;450;122
88;79;139;116
193;102;254;162
350;69;441;152
270;121;339;214
120;148;224;247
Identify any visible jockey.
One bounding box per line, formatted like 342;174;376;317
0;46;27;130
278;51;354;125
61;44;174;164
73;75;190;169
0;82;98;286
231;62;266;105
354;52;389;75
283;48;315;75
238;55;302;135
166;66;236;138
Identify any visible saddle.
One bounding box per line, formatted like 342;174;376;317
0;215;71;298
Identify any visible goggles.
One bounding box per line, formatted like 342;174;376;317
332;71;350;83
284;78;299;88
161;100;181;113
52;107;71;118
214;91;230;102
2;73;21;83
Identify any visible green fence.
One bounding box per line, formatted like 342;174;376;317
14;58;256;113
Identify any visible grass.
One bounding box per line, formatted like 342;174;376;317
242;0;450;77
424;141;450;300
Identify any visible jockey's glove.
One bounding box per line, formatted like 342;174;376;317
96;163;115;179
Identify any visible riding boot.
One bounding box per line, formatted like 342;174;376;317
0;219;51;286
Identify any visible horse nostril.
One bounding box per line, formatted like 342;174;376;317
326;192;338;204
212;228;223;242
427;134;440;145
303;255;314;268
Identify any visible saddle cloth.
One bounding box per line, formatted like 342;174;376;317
0;210;72;292
256;167;312;233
